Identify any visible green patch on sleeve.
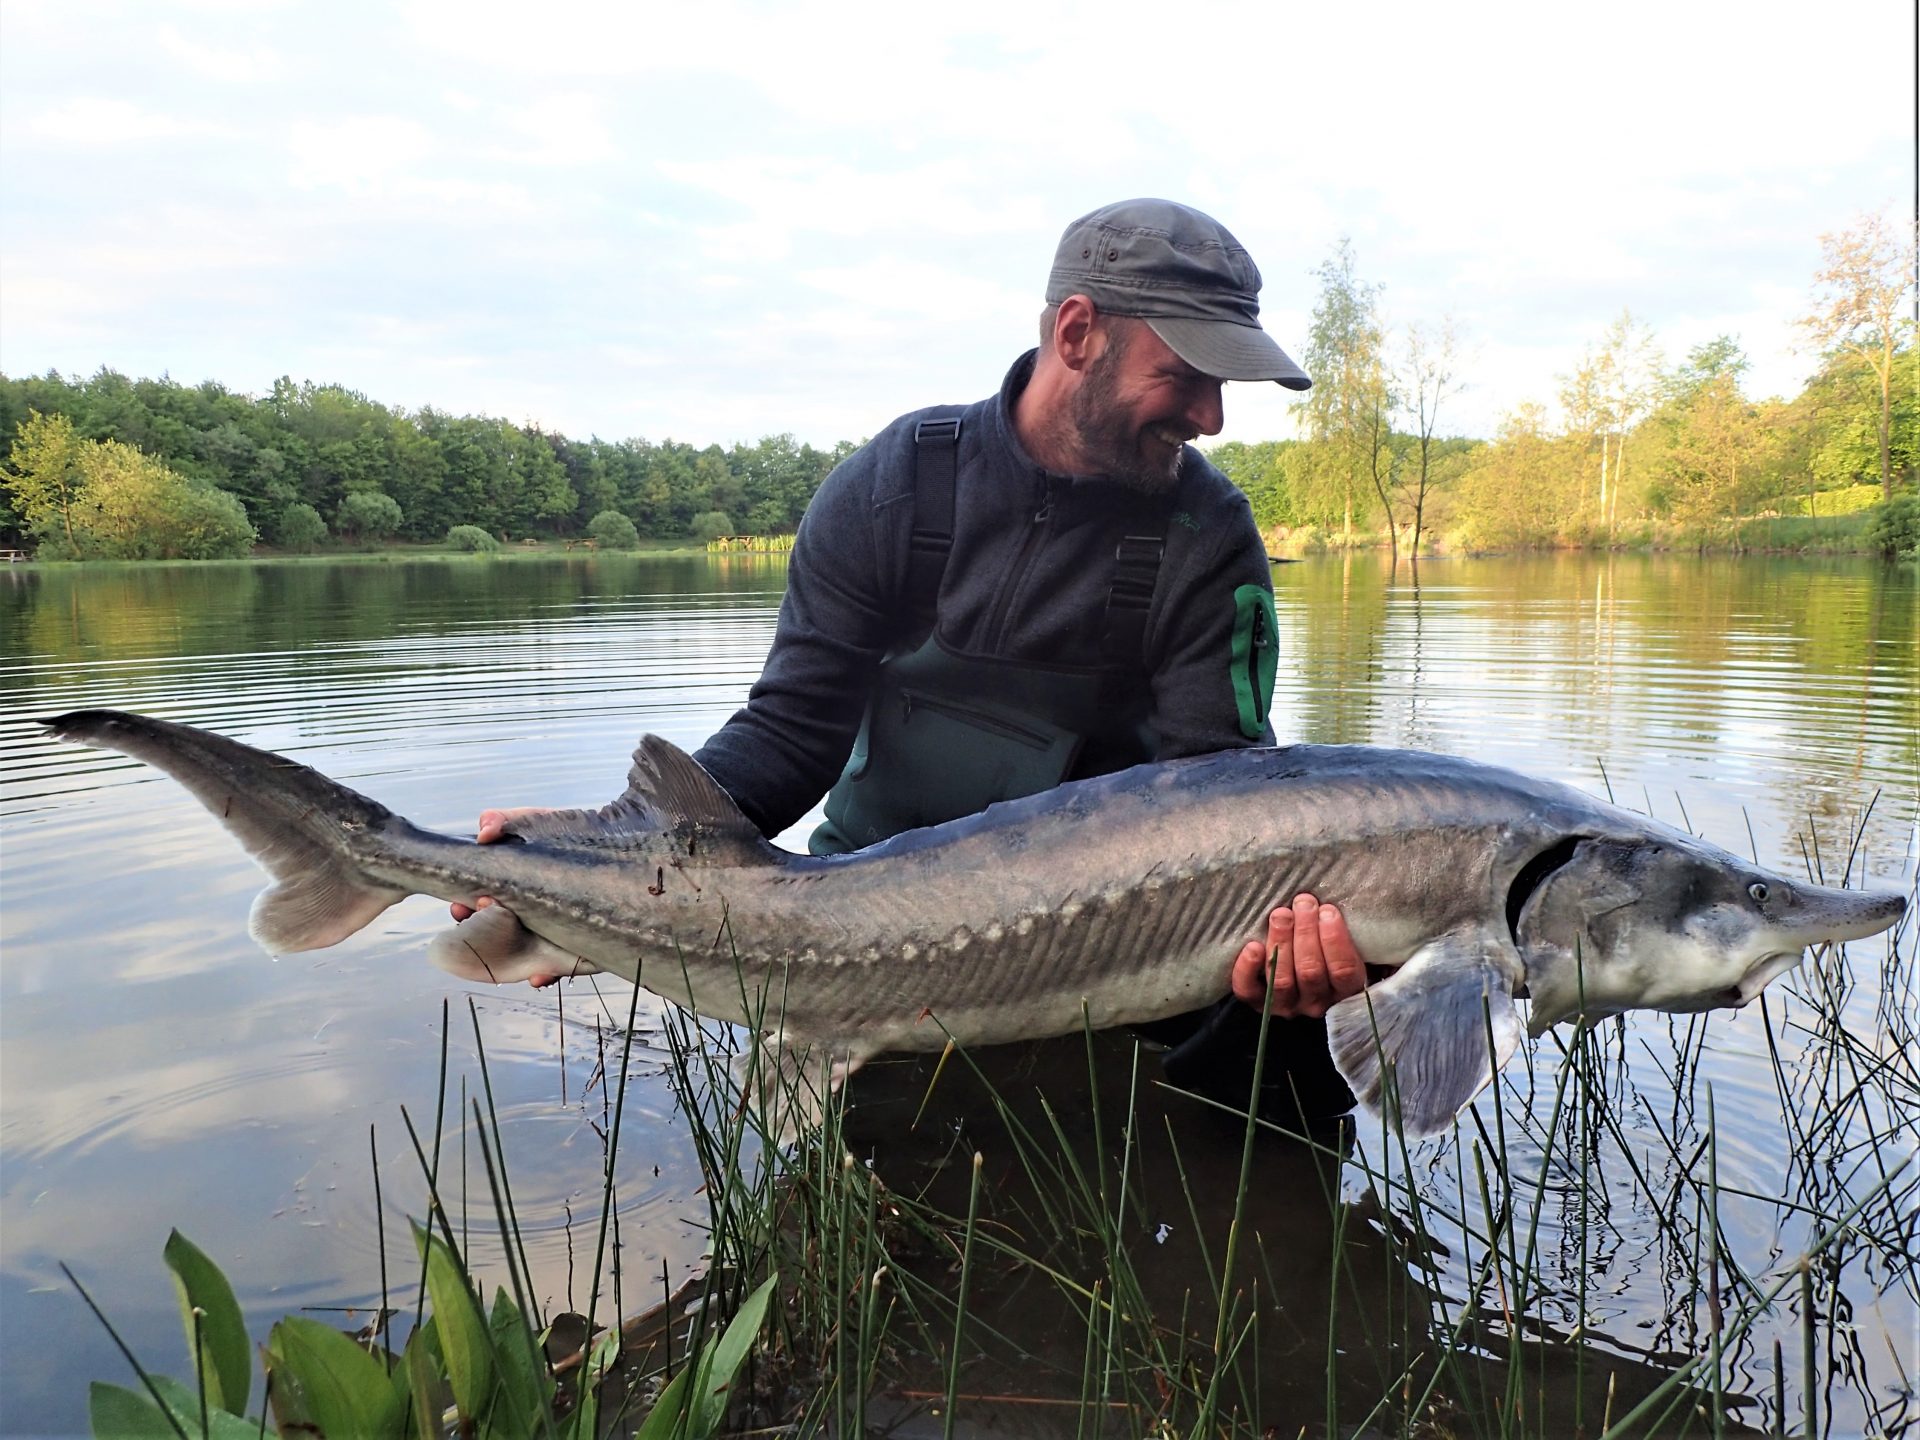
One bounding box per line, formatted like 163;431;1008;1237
1230;584;1278;739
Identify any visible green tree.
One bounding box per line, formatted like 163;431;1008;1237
1396;319;1463;557
744;499;789;535
1208;439;1302;531
446;523;501;552
73;439;255;558
1453;404;1578;548
1300;238;1386;541
586;508;639;548
1802;212;1916;502
1565;311;1659;540
273;502;329;552
1638;339;1775;530
691;509;734;542
3;410;87;552
335;490;404;542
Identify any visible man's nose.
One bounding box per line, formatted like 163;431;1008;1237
1187;381;1224;437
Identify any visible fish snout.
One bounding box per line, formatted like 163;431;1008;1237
1797;888;1907;945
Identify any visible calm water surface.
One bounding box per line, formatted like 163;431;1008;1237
1;553;1914;1436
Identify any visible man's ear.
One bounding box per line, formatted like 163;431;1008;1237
1050;294;1102;373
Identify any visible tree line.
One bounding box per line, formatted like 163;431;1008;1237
1;215;1910;561
1210;213;1916;557
0;371;855;559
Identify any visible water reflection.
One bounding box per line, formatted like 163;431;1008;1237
1;552;1913;1435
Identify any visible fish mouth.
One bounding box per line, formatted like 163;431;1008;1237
1721;950;1805;1007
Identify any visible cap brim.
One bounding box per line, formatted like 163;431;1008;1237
1146;317;1312;390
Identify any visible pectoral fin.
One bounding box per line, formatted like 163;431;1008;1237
1326;932;1523;1137
427;905;603;985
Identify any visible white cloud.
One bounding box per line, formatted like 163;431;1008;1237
494;94;617;168
157;25;283;82
26;96;225;145
287;115;438;192
0;0;1907;447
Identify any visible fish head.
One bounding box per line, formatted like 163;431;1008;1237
1513;835;1907;1035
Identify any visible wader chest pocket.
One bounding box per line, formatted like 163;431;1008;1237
826;682;1083;846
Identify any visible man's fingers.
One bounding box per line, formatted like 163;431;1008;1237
1319;903;1366;1000
1231;939;1270;1006
1233;895;1369;1020
449;894;496;924
456;807;552;922
1288;893;1329;1009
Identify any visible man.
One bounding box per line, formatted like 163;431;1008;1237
460;199;1366;1121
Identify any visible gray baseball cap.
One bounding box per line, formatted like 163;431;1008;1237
1046;198;1311;390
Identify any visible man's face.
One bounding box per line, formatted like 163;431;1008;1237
1069;320;1226;494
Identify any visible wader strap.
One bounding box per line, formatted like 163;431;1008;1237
1102;532;1165;664
906;408;1166;666
906;415;961;626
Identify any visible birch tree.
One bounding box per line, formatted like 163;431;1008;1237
1398;319;1463;556
1301;238;1386;542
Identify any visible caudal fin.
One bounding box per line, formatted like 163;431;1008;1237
42;710;407;953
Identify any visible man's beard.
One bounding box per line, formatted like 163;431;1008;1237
1069;332;1185;496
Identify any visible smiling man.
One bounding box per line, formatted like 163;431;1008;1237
465;199;1368;1123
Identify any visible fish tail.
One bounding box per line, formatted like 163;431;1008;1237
42;709;408;953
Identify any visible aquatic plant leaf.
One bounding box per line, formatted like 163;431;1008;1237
162;1229;250;1417
88;1381;178;1440
631;1365;694;1440
88;1377;265;1440
404;1319;450;1439
485;1287;546;1433
559;1328;621;1440
562;1383;597;1440
689;1272;777;1432
266;1316;403;1439
412;1222;494;1421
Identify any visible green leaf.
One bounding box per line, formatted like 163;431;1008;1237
88;1382;180;1440
689;1273;777;1432
162;1230;251;1417
485;1287;546;1434
266;1316;403;1439
561;1329;620;1440
403;1321;449;1440
89;1378;262;1440
562;1384;597;1440
411;1221;493;1421
632;1366;694;1440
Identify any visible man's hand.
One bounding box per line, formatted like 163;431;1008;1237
1230;893;1365;1019
450;808;559;988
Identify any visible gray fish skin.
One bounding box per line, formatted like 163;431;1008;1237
43;709;1908;1136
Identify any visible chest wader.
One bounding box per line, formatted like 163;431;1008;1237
812;415;1354;1127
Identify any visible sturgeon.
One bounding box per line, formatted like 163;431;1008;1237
44;710;1908;1135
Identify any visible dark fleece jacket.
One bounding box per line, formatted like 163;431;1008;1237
694;350;1275;839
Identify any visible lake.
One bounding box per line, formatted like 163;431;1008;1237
1;552;1914;1436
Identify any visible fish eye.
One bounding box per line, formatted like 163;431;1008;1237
1748;882;1770;903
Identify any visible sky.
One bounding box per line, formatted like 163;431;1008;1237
0;0;1911;449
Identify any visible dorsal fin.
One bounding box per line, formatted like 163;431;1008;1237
500;734;781;866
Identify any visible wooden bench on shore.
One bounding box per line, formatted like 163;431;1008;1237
0;549;26;564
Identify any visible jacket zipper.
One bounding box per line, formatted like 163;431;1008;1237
985;480;1057;652
899;689;1056;747
1249;598;1270;724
